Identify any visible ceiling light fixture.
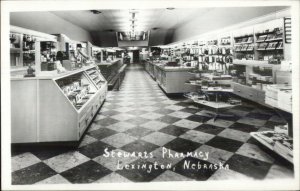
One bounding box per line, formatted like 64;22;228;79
166;7;175;10
90;10;102;14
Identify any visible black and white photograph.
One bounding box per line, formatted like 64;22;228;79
1;0;300;190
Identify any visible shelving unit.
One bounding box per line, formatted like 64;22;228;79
10;26;58;76
231;18;291;105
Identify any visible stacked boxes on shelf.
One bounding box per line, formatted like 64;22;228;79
265;84;292;111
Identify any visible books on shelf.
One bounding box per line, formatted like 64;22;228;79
235;45;242;51
266;34;275;41
247;36;254;43
266;42;277;50
241;44;248;51
257;42;268;50
257;35;268;42
276;41;283;49
246;44;254;51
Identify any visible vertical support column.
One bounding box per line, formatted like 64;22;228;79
35;41;41;76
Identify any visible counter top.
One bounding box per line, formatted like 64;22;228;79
11;65;96;81
147;61;194;72
96;59;122;66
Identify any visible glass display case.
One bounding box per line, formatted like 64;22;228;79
55;72;98;110
11;66;108;143
85;67;106;89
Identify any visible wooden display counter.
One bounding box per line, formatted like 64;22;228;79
11;65;107;143
231;82;266;104
96;59;126;90
145;61;196;94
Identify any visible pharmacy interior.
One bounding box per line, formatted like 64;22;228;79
7;5;297;185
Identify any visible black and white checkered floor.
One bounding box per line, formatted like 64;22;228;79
11;64;294;184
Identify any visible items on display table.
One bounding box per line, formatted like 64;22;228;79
250;124;293;163
252;130;290;147
227;97;242;105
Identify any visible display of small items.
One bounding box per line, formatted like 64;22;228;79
56;74;94;110
256;27;284;64
234;35;254;60
10;33;20;48
23;34;36;66
198;45;233;71
41;41;57;71
230;65;246;85
85;68;105;89
220;36;231;46
184;89;241;105
248;66;274;88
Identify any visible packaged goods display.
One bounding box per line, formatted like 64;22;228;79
86;67;106;89
56;72;97;110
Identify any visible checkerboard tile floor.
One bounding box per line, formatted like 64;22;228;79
11;64;294;184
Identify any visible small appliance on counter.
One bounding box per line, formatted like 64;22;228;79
24;64;35;77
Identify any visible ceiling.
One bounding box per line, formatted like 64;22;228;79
51;8;210;32
46;6;289;47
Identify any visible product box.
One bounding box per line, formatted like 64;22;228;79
265;84;292;100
